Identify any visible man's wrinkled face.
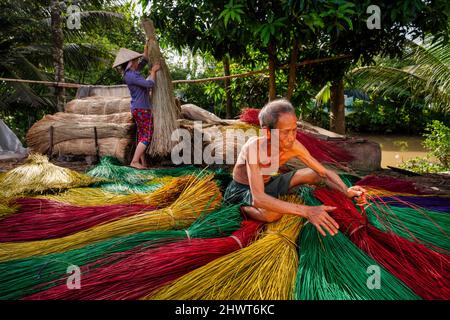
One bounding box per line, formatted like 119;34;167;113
274;112;297;151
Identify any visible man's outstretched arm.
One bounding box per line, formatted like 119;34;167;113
294;141;366;202
246;159;339;236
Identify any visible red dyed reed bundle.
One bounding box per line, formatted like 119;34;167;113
239;108;352;163
25;220;262;300
239;108;261;126
356;175;430;195
0;198;155;241
314;188;450;300
296;131;353;163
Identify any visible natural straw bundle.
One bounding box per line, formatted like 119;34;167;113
26;219;260;300
0;174;222;262
1;204;243;300
142;20;179;157
0;153;102;198
147;196;303;300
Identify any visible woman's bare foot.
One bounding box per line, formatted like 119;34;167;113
140;158;149;168
130;161;146;169
140;153;148;167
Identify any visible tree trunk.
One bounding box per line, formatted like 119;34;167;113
51;0;65;112
268;40;277;101
330;79;346;134
286;38;299;101
223;55;232;118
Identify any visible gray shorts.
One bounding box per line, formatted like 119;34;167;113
223;171;296;206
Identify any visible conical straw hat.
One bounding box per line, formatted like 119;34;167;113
112;48;143;68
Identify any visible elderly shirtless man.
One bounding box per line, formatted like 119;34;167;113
224;99;366;237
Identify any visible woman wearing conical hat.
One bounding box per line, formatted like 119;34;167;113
113;45;160;169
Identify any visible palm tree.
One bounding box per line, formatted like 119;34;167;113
0;0;124;111
349;36;450;114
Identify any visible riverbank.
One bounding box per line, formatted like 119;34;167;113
348;133;434;168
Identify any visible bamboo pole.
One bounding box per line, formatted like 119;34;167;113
0;54;352;88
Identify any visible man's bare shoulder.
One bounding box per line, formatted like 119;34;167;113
239;136;265;163
245;135;263;146
283;140;309;160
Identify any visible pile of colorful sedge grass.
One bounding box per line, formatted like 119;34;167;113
314;188;450;300
362;196;450;253
1;152;449;300
147;195;303;300
35;175;191;207
1;204;243;300
356;175;432;195
0;174;222;262
296;187;420;300
378;195;450;213
26;219;260;300
0;199;156;241
0;201;18;219
87;156;155;184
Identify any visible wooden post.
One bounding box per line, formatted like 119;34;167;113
94;126;100;164
48;126;54;159
330;79;346;135
287;38;299;100
268;40;277;101
223;55;233;118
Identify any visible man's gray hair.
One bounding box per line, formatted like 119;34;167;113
258;98;296;129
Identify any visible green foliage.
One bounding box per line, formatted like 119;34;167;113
219;0;245;27
423;120;450;167
350;38;450;113
254;15;287;46
0;0;140;141
345;97;449;134
321;0;355;33
400;157;448;174
399;120;450;173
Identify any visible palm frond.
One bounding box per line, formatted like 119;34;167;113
64;42;114;70
351;36;450;113
315;81;331;105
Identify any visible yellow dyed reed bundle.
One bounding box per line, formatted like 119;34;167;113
220;122;260;135
38;176;183;208
145;195;304;300
0;174;222;262
0;154;102;198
